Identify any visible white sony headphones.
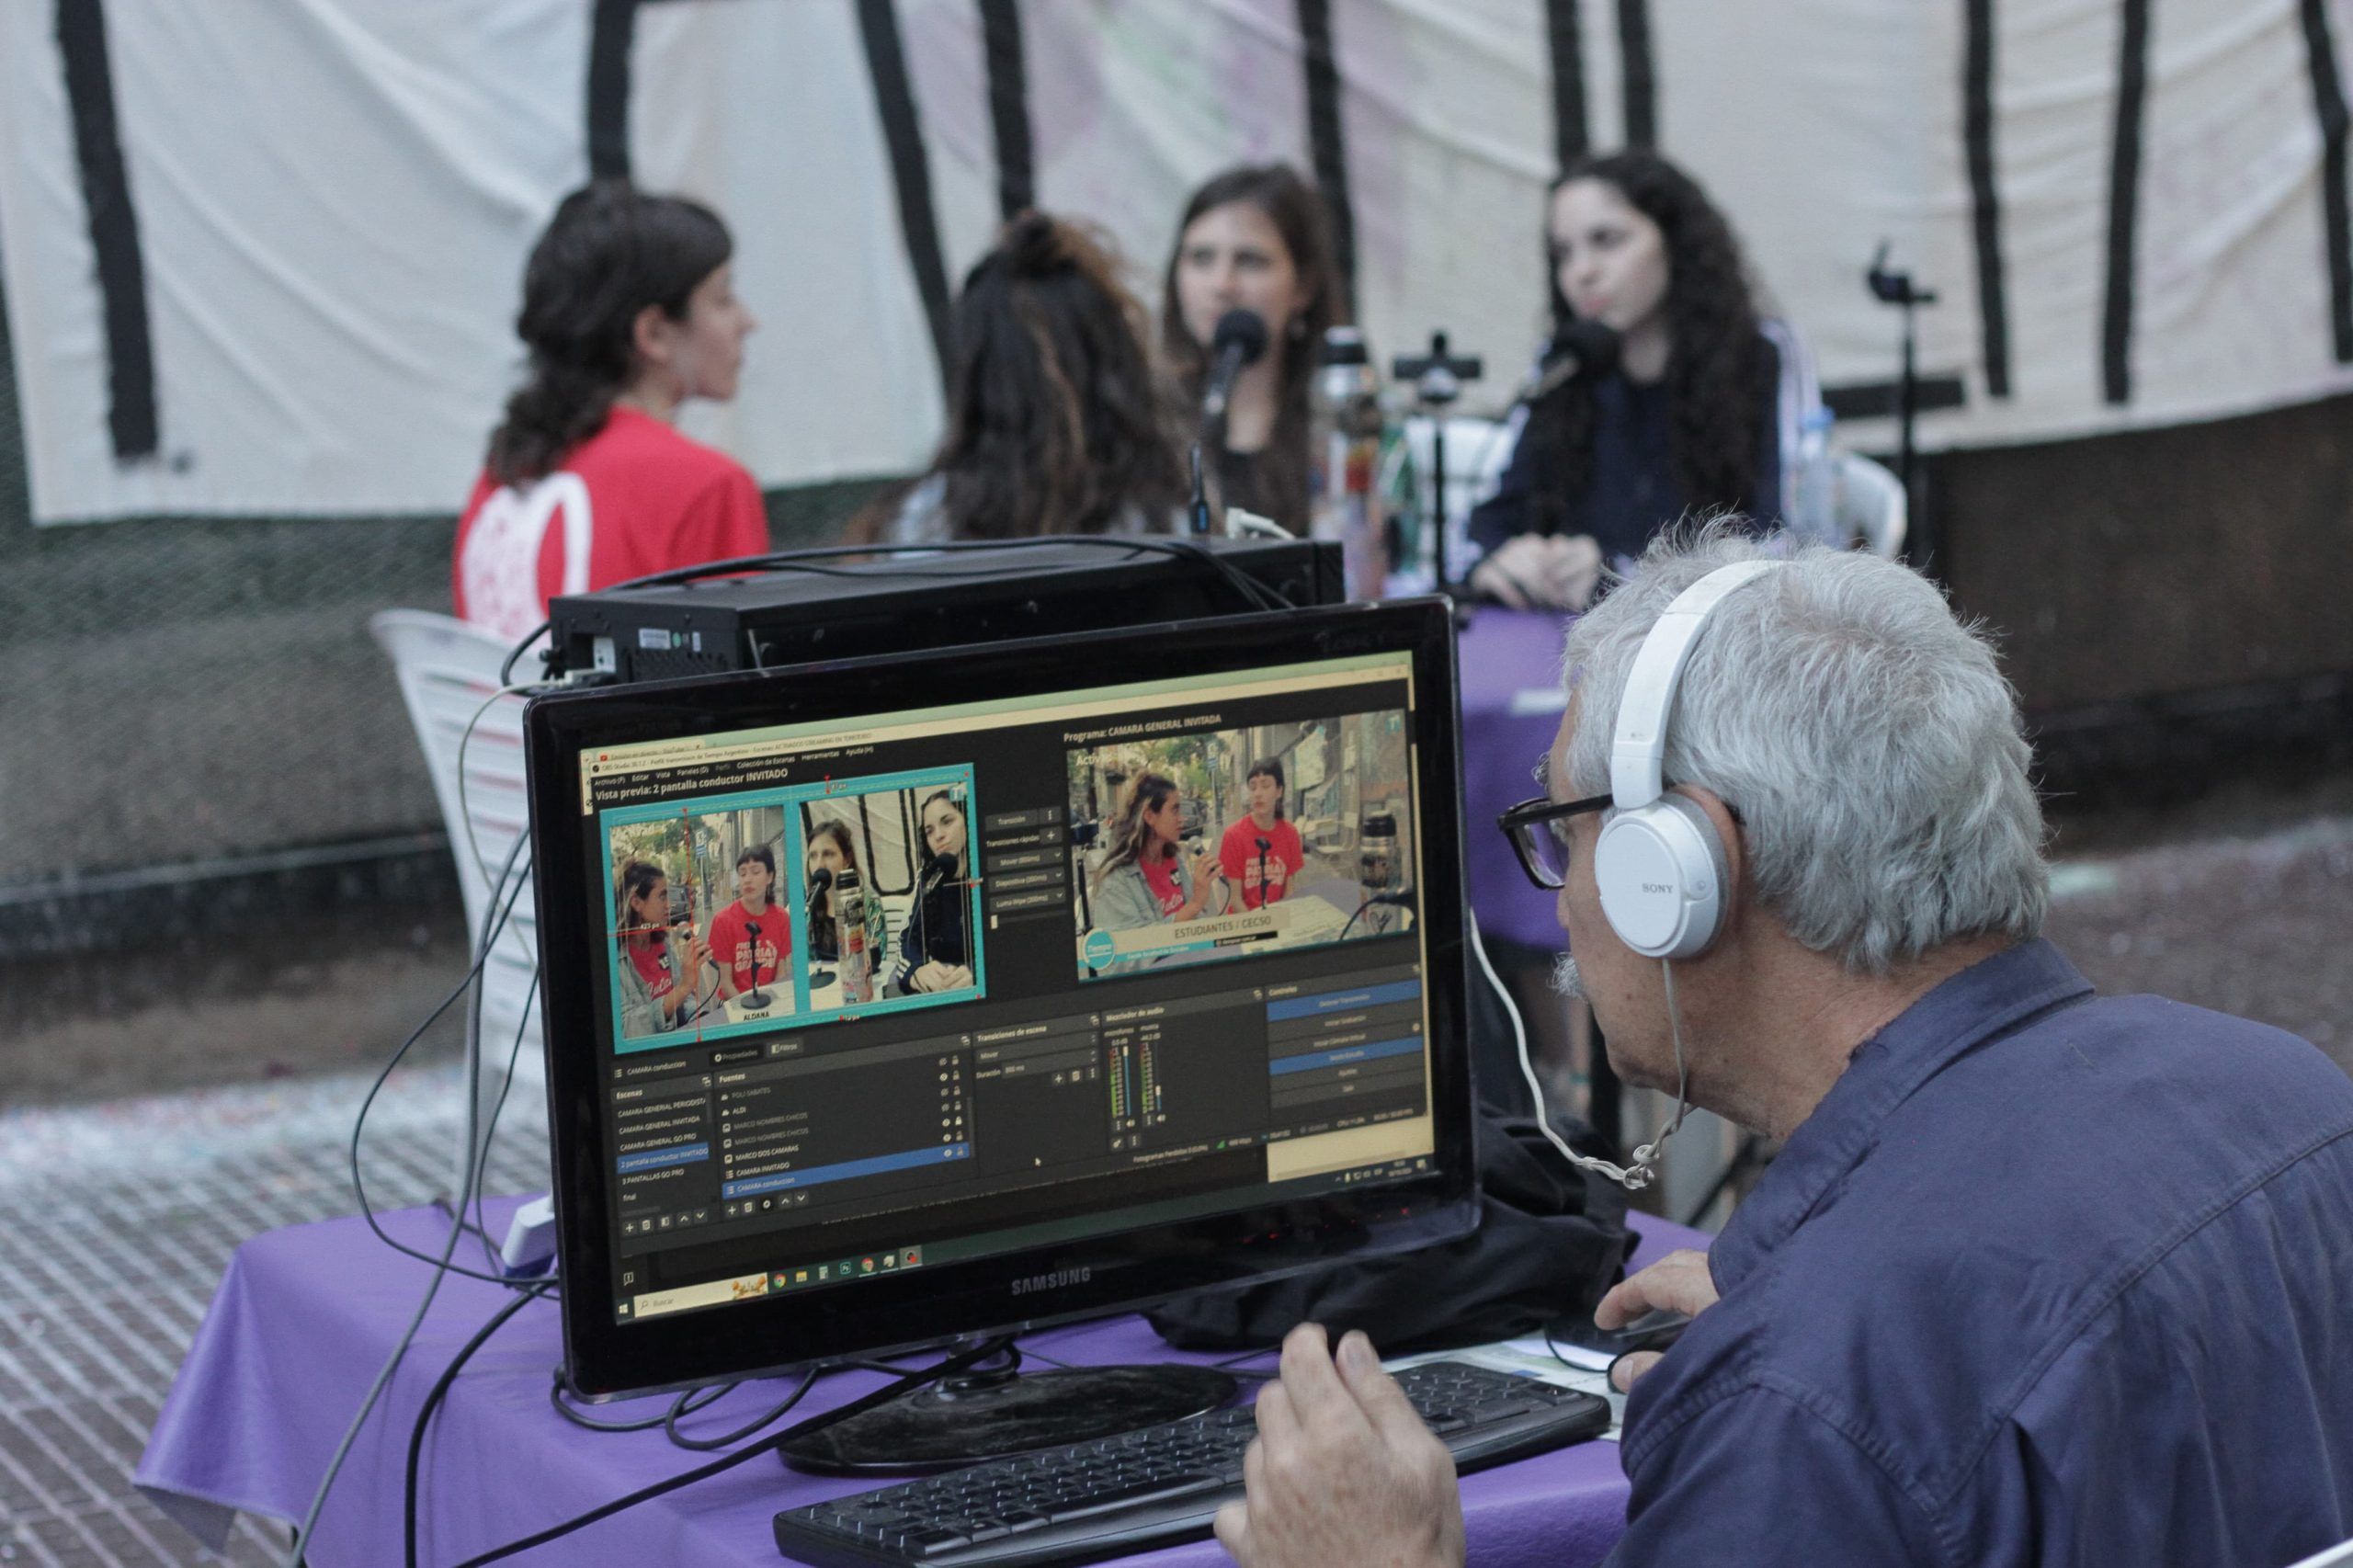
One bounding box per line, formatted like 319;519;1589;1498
1592;560;1782;960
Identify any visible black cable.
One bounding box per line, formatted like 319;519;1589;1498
348;835;541;1288
290;835;537;1564
449;1337;1012;1568
548;1373;733;1435
464;970;539;1278
662;1366;821;1450
404;1284;551;1568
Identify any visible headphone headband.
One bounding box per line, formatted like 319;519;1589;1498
1608;560;1783;807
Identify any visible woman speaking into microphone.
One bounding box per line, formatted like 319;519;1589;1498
890;791;976;995
1467;150;1822;611
1158;165;1341;529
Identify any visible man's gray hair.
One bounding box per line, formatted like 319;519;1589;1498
1562;523;2048;974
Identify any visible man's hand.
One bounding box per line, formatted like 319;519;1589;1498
1212;1325;1463;1568
1594;1248;1718;1393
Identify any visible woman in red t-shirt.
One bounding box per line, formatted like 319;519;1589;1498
453;184;768;641
1218;756;1306;909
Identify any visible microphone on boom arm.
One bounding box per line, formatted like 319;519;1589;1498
1199;309;1270;431
1512;318;1620;407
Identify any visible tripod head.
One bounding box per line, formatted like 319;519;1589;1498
1867;242;1938;308
1392;331;1484;409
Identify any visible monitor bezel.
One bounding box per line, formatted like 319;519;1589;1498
525;597;1479;1398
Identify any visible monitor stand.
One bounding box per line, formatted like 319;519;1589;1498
778;1358;1237;1475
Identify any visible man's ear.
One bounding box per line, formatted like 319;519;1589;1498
1676;785;1745;921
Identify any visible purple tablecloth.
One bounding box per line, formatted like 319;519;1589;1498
138;1198;1701;1567
1458;608;1577;952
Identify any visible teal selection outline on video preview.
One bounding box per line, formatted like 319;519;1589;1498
600;764;984;1054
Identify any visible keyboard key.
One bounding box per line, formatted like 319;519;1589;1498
1040;1473;1223;1521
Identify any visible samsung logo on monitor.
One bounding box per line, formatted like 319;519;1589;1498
1011;1267;1093;1297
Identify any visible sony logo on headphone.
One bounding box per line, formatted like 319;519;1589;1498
1642;881;1674;894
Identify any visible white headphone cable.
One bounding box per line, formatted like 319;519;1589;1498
1469;911;1689;1192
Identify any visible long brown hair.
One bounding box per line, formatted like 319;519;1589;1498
1090;771;1180;892
858;212;1183;541
1525;151;1774;529
1159;165;1341;526
487;183;732;485
614;857;668;942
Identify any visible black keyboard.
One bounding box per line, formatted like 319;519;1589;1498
773;1360;1608;1568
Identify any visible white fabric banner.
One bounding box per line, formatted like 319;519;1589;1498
3;0;2349;523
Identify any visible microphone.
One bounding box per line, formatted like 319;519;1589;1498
1199;309;1269;428
1512;318;1620;406
741;918;772;1008
803;869;836;989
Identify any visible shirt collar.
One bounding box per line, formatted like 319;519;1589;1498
1708;938;2094;1292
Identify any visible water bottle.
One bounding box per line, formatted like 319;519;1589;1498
1790;407;1840;547
1308;326;1388;601
835;867;870;1003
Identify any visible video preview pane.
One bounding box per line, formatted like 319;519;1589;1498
1067;710;1414;981
601;768;981;1051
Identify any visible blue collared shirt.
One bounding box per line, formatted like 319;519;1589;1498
1606;940;2353;1567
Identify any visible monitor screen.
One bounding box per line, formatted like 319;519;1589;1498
527;600;1476;1397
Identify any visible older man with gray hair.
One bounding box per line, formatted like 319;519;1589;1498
1214;527;2353;1568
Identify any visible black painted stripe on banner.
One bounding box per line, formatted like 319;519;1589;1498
1962;0;2012;397
1547;0;1589;170
585;0;639;179
53;0;157;461
978;0;1034;220
2101;0;2151;404
1616;0;1656;148
858;0;954;385
1821;375;1969;423
2301;0;2353;362
1296;0;1358;320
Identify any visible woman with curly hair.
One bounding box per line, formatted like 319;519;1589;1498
1158;164;1341;529
1467;151;1821;611
866;211;1186;541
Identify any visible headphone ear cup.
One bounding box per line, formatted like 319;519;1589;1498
1593;794;1733;960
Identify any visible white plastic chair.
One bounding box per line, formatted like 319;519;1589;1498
369;609;546;1192
1830;450;1908;559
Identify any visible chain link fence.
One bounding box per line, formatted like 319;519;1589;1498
0;260;892;896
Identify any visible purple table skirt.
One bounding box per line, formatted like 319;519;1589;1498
1459;608;1577;952
138;1198;1702;1568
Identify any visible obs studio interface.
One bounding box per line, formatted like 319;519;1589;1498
575;653;1438;1324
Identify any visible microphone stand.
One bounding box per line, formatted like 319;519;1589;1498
1391;331;1483;624
740;918;770;1010
1867;242;1938;566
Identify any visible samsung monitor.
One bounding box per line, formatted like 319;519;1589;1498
524;598;1477;1439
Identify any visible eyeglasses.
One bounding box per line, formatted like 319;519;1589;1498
1497;792;1612;891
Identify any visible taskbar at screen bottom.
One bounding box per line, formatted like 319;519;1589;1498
614;1149;1436;1324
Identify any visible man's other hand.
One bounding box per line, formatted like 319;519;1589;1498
1594;1248;1718;1393
1212;1324;1464;1568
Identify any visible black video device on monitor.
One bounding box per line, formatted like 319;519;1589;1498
542;536;1340;684
522;597;1475;1449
